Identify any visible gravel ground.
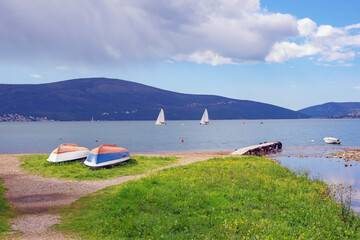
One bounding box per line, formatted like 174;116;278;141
0;152;229;239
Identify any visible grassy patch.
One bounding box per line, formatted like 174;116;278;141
58;156;360;239
0;178;12;235
19;154;178;180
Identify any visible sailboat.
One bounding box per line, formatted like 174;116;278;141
155;108;166;125
200;108;210;125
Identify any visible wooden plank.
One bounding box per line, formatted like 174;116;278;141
231;141;282;156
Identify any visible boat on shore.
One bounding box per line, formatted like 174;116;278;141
324;137;342;144
47;144;90;163
84;144;130;168
200;108;210;125
155;108;166;125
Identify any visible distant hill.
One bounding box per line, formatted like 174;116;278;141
299;102;360;118
0;78;308;121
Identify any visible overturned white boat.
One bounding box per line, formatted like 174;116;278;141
155;108;166;125
47;144;90;163
84;144;130;168
324;137;342;144
200;108;210;125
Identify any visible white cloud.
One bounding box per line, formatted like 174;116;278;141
104;45;121;59
345;23;360;30
316;25;344;37
354;86;360;89
173;50;235;66
266;42;320;63
297;18;317;37
55;65;69;70
0;0;359;66
266;18;360;64
30;74;42;78
0;0;297;65
319;51;355;62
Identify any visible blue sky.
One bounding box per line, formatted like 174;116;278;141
0;0;359;110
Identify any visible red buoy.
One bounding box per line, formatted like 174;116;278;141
243;122;245;124
95;139;98;142
181;138;184;143
59;137;61;140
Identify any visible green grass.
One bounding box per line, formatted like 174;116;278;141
58;156;360;239
0;178;12;236
19;154;178;180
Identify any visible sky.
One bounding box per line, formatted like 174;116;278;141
0;0;360;110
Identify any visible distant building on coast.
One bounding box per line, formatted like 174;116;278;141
0;113;53;122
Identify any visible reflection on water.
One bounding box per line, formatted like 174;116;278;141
277;153;360;212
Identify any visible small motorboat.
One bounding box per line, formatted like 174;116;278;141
324;137;342;144
84;144;130;168
47;144;90;163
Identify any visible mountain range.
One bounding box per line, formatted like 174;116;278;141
0;78;308;121
298;102;360;118
1;77;359;121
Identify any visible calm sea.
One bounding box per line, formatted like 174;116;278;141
1;119;359;154
1;119;360;210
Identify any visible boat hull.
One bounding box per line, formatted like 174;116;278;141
47;150;90;163
324;137;341;144
84;152;130;167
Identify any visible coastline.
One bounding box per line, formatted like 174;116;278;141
0;149;359;239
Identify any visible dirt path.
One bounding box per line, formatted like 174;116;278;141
0;152;229;239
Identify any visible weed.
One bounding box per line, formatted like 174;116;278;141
329;182;358;224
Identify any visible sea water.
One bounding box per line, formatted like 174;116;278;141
0;119;359;154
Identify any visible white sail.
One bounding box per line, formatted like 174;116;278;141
155;108;166;125
200;108;210;125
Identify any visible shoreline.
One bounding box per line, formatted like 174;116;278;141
0;149;359;239
1;146;360;162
